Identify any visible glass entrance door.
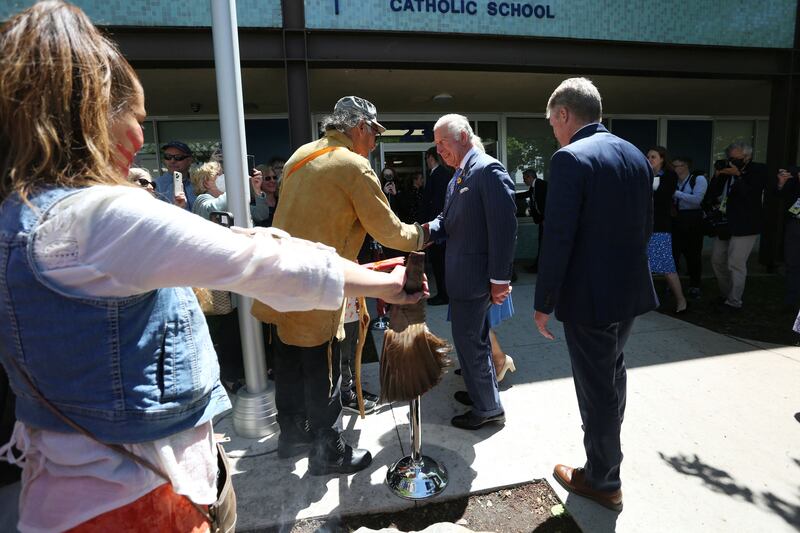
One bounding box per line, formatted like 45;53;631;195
374;141;433;192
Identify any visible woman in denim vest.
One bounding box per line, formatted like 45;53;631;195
0;3;422;531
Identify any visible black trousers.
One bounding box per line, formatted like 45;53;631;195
534;222;544;265
785;219;800;305
672;210;704;288
273;334;342;434
429;241;448;299
339;321;359;399
563;318;633;492
205;311;244;386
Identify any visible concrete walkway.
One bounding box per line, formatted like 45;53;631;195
1;271;798;532
221;271;799;532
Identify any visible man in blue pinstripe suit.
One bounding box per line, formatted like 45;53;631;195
425;114;518;430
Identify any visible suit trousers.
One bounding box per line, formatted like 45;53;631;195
563;318;633;492
784;219;800;306
450;296;504;417
535;222;544;265
429;242;448;299
711;234;758;308
273;334;342;434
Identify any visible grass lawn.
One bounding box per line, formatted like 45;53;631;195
653;273;800;346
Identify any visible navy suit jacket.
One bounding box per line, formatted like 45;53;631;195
534;123;658;326
429;150;518;300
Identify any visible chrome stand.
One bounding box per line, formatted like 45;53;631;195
386;396;448;499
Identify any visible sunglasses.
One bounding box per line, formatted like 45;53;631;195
137;178;154;187
262;175;278;181
163;154;190;161
364;121;381;138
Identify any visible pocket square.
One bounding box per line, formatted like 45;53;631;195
459;187;469;194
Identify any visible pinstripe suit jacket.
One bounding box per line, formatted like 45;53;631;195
428;150;518;300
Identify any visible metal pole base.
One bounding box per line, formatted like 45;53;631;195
386;455;448;500
232;385;279;438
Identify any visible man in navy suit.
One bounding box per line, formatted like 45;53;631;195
425;114;518;430
534;78;657;511
424;146;453;305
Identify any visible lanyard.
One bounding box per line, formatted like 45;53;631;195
678;174;693;194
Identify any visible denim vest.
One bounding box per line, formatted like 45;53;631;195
0;187;230;444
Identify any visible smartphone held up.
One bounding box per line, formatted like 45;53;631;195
173;171;184;196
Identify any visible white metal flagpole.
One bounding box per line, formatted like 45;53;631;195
210;0;277;438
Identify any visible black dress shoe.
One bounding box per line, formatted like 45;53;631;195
454;390;473;406
451;410;505;430
454;368;462;376
427;295;449;306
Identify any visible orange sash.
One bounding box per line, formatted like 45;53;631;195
285;146;343;180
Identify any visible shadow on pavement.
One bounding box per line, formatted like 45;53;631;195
659;452;800;529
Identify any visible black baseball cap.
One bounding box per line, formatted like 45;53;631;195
161;141;193;155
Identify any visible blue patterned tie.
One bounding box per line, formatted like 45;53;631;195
448;167;462;196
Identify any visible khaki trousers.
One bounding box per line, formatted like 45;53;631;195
711;235;758;308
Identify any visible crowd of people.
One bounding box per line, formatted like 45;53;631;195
1;2;799;532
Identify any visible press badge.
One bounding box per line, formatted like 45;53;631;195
789;198;800;217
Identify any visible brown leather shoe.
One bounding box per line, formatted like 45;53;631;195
553;464;623;511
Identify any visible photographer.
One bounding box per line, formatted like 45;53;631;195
671;156;707;299
777;166;800;312
708;142;767;309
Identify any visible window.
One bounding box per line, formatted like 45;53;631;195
505;118;558;186
476;121;499;158
668;120;713;175
244;119;291;167
157;120;222;165
609;119;657;155
712;120;754;163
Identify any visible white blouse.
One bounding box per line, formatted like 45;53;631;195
1;185;346;532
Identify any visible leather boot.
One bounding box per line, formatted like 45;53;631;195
277;417;313;459
307;429;372;476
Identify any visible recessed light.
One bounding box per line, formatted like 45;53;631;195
392;160;404;165
432;93;453;102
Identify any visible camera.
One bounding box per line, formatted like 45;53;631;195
729;158;746;170
713;159;728;171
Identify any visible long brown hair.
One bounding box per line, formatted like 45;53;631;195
0;0;141;202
